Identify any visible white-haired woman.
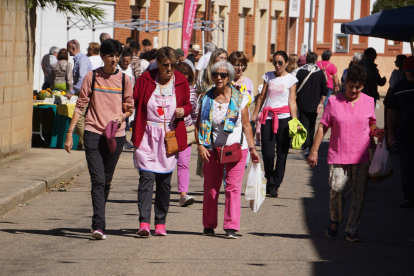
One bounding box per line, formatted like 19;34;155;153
195;61;260;239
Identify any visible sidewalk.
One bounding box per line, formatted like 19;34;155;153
0;148;87;216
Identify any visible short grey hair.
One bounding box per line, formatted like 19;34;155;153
49;46;60;55
204;42;217;53
353;52;365;65
99;33;111;43
210;61;235;85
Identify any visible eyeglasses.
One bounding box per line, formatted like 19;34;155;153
212;72;229;79
162;63;177;69
233;64;246;69
272;60;284;67
105;54;121;60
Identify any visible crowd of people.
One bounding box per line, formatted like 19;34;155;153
38;33;412;243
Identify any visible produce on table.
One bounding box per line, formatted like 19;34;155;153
37;89;53;100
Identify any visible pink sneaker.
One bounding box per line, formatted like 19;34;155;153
154;224;167;236
137;222;151;237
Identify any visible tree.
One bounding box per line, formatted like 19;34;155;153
28;0;107;22
372;0;414;14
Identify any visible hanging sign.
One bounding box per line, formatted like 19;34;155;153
182;0;199;57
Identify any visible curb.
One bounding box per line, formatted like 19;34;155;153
0;161;88;217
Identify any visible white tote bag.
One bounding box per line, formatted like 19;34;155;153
368;140;393;182
245;163;266;212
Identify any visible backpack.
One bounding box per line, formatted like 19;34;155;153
85;69;126;118
319;62;332;82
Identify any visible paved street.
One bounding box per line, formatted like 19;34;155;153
1;107;414;275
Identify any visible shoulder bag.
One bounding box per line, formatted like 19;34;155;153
213;129;243;164
296;67;316;94
160;82;179;155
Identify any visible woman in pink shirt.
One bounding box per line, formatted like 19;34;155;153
308;65;385;243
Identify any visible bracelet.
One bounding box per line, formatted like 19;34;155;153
123;113;126;120
67;129;74;134
249;146;256;152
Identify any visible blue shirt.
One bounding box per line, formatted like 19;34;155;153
72;52;92;95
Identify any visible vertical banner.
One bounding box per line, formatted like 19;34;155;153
182;0;199;57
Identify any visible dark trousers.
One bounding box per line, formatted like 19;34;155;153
299;111;318;150
84;130;125;231
399;149;414;201
261;118;291;188
138;170;172;225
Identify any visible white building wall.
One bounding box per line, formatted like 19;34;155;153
316;0;325;43
334;0;351;20
352;0;361;44
34;1;115;91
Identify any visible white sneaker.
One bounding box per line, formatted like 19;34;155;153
179;195;195;207
91;229;106;240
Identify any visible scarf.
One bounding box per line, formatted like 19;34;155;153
301;63;320;72
231;81;252;107
198;86;244;148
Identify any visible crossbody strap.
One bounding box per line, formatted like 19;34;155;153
296;67;316;94
84;69;96;117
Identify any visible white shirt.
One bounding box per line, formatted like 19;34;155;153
89;55;103;71
141;59;150;72
212;95;249;150
195;52;212;71
262;72;298;119
117;64;134;84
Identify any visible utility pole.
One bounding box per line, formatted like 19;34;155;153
308;0;314;52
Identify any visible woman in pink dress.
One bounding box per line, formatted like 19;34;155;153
131;47;192;237
308;65;385;243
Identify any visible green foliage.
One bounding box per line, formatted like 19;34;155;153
372;0;414;14
28;0;106;22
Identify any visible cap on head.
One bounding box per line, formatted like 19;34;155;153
297;55;306;66
403;56;414;72
175;48;184;57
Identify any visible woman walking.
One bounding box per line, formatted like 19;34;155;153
196;61;260;239
251;51;298;198
131;47;192;236
308;65;385;242
65;39;134;240
50;48;73;91
196;48;228;95
175;62;198;206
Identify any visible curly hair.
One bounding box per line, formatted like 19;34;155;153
346;65;367;85
176;62;194;84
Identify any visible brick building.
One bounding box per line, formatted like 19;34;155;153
114;0;410;94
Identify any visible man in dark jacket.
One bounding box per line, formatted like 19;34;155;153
363;47;386;103
296;52;328;155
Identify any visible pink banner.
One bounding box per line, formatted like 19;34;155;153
182;0;199;57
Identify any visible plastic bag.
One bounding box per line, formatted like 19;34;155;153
245;163;266;212
369;140;393;182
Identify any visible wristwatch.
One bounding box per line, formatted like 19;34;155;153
249;146;256;152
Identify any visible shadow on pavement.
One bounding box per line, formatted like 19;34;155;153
0;228;138;239
249;232;311;239
303;141;414;276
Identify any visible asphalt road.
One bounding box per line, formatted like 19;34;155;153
1;140;413;275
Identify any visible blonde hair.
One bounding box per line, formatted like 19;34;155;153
286;54;298;73
202;48;228;88
89;42;100;55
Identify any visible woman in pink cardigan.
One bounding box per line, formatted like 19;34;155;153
308;65;385;243
251;51;298;198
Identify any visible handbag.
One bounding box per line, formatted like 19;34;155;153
213;130;244;164
186;125;196;145
160;83;179;155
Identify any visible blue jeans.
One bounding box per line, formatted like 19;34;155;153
324;88;332;107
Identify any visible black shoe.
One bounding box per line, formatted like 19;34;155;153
346;233;362;243
326;222;339;238
269;187;279;198
225;229;237;239
399;200;414;208
203;228;215;236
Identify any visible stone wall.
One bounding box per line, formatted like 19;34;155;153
0;0;36;158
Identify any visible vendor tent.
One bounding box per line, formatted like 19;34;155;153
341;6;414;54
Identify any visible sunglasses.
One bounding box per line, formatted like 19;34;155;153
162;63;177;69
212;72;229;79
272;60;284;67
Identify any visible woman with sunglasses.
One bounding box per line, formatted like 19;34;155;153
131;47;192;237
65;39;134;240
196;61;260;239
251;51;298;198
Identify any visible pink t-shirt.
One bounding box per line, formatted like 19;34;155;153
320;93;376;165
316;60;337;89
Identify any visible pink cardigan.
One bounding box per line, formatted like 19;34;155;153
260;106;291;133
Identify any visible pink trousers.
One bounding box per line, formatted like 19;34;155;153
177;145;192;193
203;149;248;231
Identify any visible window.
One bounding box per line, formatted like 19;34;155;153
335;34;349;53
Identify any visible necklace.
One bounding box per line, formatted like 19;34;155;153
216;89;229;110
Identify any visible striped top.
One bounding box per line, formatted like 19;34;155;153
74;68;134;137
184;86;198;127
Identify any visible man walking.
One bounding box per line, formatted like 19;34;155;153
295;52;328;155
363;47;386;104
99;33;111;43
67;39;92;150
387;56;414;208
187;44;200;66
316;50;339;107
195;42;216;79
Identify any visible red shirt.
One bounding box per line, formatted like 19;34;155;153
131;69;192;151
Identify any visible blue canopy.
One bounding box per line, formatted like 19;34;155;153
341;6;414;42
